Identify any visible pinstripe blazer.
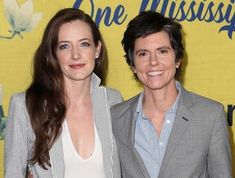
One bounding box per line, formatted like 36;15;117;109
4;74;122;178
111;87;232;178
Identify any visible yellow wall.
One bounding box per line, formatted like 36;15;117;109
0;0;234;177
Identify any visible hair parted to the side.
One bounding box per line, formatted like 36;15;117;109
26;8;106;169
121;10;184;79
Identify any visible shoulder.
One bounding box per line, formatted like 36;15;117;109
111;94;140;116
183;88;223;108
181;88;225;119
9;92;26;108
104;87;122;98
7;92;31;128
113;94;139;108
7;92;32;136
101;86;123;107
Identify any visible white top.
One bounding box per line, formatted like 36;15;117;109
62;120;105;178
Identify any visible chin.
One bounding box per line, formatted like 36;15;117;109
143;80;167;89
144;84;162;90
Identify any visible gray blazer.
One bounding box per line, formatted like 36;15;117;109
4;74;122;178
111;87;232;178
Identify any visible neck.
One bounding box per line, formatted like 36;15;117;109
65;77;91;105
143;81;178;113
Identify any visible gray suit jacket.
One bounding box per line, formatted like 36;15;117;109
5;74;122;178
111;87;232;178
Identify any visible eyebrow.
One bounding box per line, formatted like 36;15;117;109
156;46;171;50
135;49;148;54
135;45;171;54
57;38;91;44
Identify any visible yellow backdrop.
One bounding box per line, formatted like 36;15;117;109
0;0;234;177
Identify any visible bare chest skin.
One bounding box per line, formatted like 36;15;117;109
66;100;95;159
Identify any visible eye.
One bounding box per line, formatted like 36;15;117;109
137;51;149;57
159;49;169;54
57;43;70;50
157;47;171;57
80;41;90;47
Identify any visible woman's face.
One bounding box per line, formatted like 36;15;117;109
56;19;101;83
133;31;180;92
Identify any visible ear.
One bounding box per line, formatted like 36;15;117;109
175;59;181;68
95;41;102;59
131;65;137;73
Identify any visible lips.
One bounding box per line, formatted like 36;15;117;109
146;70;164;76
69;63;85;69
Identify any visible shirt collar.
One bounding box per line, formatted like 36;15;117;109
136;91;146;119
136;81;182;118
169;81;181;113
90;73;101;93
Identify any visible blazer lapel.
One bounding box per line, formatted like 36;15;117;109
128;95;151;178
159;88;194;175
49;135;64;178
91;87;113;178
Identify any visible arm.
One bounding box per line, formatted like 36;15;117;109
4;94;30;178
208;104;232;178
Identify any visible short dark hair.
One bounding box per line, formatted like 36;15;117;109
122;10;184;78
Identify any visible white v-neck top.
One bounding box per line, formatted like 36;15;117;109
62;120;105;178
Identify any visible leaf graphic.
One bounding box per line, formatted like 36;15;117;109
1;0;42;39
26;13;42;31
4;0;21;30
15;0;33;31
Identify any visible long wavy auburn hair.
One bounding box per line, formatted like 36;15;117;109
26;8;106;169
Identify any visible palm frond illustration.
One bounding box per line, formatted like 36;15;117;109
0;0;42;39
0;85;6;140
0;117;6;140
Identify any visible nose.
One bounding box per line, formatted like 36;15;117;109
71;46;80;60
149;53;159;66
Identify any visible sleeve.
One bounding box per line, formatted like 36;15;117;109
4;95;29;178
207;104;232;178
